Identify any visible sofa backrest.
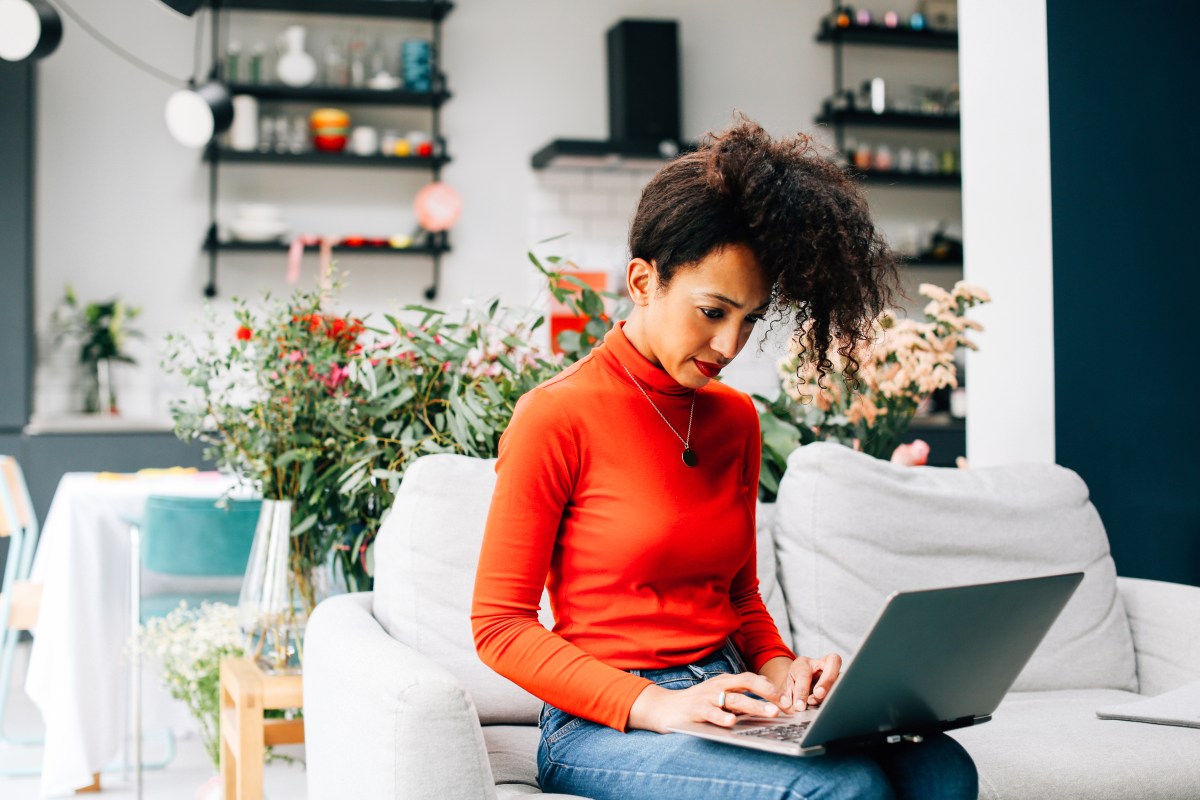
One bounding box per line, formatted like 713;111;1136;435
373;454;551;725
372;453;791;725
769;442;1138;693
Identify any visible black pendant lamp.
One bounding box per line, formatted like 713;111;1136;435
0;0;63;62
165;80;233;148
158;0;203;16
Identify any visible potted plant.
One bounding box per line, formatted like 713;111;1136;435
52;284;142;414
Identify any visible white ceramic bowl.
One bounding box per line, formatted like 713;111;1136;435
230;219;290;242
235;203;284;222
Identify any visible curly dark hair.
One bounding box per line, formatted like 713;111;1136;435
628;113;902;388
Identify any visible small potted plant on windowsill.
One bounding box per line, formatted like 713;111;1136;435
52;284;143;415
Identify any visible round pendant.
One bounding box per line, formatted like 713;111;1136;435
682;448;698;467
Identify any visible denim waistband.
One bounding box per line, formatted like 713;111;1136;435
625;636;746;678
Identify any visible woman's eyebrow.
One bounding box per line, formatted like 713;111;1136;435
696;291;772;310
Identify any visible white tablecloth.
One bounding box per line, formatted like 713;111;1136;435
26;471;251;796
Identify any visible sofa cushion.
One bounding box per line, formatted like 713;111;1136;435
948;689;1200;799
755;500;794;652
373;454;557;725
773;441;1137;693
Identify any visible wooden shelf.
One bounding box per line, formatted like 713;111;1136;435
204;239;449;256
816;22;958;51
205;146;450;169
209;0;453;20
817;108;959;131
225;83;450;107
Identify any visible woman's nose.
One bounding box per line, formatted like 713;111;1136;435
711;325;741;362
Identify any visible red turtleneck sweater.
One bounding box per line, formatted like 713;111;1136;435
470;320;797;733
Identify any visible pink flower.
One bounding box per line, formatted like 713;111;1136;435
323;363;349;389
287;350;304;363
890;439;930;467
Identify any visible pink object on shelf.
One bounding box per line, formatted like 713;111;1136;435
413;181;462;232
287;234;335;286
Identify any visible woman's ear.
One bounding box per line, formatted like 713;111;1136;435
626;258;657;306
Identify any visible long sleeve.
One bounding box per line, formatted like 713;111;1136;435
470;387;653;732
729;394;798;672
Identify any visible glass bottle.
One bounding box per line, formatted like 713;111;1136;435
226;40;241;83
323;39;348;87
349;35;366;88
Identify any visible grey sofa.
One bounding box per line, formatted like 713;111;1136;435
304;443;1200;799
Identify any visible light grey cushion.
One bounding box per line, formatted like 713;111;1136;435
755;500;795;652
1117;577;1200;696
949;689;1200;799
773;441;1137;693
373;453;557;725
485;725;593;799
304;592;499;800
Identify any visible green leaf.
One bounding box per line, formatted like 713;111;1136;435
291;513;318;537
558;274;594;292
275;448;307;468
558;330;581;353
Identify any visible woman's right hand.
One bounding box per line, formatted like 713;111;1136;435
627;672;785;734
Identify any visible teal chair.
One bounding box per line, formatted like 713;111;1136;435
0;455;43;777
128;495;262;799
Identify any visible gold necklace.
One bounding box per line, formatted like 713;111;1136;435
619;361;698;467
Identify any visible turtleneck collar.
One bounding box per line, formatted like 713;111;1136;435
593;319;696;397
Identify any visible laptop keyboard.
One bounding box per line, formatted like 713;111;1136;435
733;721;812;743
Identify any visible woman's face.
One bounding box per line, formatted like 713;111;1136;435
624;242;773;389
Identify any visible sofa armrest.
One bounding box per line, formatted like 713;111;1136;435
303;592;498;800
1117;576;1200;696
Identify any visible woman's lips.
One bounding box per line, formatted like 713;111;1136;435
694;359;722;378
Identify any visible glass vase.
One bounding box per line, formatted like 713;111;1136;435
237;499;321;674
82;358;118;414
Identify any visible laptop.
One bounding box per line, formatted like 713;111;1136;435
667;572;1083;756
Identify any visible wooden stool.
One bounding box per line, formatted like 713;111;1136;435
219;658;304;800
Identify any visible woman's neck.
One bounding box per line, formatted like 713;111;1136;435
620;309;662;369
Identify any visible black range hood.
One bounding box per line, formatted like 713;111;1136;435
531;138;696;170
531;19;692;170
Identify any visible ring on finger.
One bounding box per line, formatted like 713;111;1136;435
717;689;727;710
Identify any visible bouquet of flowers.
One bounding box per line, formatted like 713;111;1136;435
164;288;366;609
163;253;608;593
756;281;990;501
135;602;245;770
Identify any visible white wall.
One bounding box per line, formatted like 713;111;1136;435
957;0;1056;465
32;0;963;419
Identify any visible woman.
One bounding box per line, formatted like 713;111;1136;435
471;117;978;799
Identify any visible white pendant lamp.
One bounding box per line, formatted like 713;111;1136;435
165;80;234;148
0;0;63;62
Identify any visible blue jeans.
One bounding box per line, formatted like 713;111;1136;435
536;639;978;800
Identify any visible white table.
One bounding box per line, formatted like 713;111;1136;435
25;471;251;796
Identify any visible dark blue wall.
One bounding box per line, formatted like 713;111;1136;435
1047;2;1200;584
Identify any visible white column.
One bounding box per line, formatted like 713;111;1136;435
958;0;1057;465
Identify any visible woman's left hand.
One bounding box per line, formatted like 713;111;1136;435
760;654;842;713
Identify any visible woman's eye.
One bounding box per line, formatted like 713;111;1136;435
701;308;722;320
